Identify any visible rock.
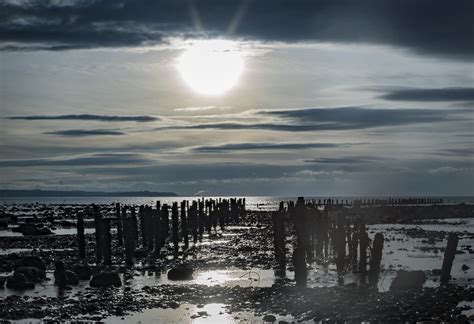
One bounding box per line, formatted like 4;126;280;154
390;270;426;291
461;264;470;271
6;273;35;290
90;272;121;287
263;314;277;322
54;262;79;286
0;276;7;288
72;264;92;280
14;266;46;282
14;256;46;271
167;265;194;280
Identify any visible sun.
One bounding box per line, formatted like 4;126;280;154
177;40;245;96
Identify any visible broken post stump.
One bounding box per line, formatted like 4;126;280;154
441;233;459;284
172;202;179;255
115;203;123;246
180;201;189;248
93;205;103;264
368;232;384;287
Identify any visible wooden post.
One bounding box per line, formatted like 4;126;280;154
131;206;138;241
147;206;155;251
272;209;286;273
139;205;146;249
441;233;459;284
102;218;112;266
172;202;179;255
154;204;162;255
335;214;346;273
198;200;205;242
351;230;359;273
77;211;86;260
123;216;135;266
359;216;368;274
190;202;198;244
161;204;169;245
368;233;384;287
292;197;307;288
180;201;189;248
115;203;123;246
93;205;103;264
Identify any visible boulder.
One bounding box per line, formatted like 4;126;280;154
72;264;92;280
6;273;35;290
390;270;426;291
14;266;46;282
90;272;121;287
462;264;470;271
14;256;46;271
263;314;277;322
167;265;194;280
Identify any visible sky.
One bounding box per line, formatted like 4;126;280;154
0;0;473;196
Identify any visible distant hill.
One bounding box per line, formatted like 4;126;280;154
0;189;179;197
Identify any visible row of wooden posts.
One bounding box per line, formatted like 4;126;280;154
272;197;459;288
307;197;444;207
76;198;246;266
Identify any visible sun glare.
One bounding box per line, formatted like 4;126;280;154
177;40;245;96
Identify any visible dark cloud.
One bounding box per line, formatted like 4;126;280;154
157;107;457;132
193;142;347;152
0;153;150;167
1;0;473;59
8;114;159;122
379;87;474;102
45;129;125;136
305;156;387;164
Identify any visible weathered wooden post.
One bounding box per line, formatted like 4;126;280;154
161;204;169;244
102;218;112;265
131;206;138;241
123;216;135;266
272;208;286;274
92;205;103;264
139;205;147;248
368;233;384;287
292;197;307;288
147;206;155;251
351;230;359;273
77;212;86;260
115;203;123;246
172;202;179;255
198;200;205;242
335;214;346;273
441;233;459;284
359;216;368;274
189;202;198;244
153;204;162;255
181;201;189;248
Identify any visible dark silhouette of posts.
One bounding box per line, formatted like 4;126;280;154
139;205;146;248
131;207;138;241
102;218;112;265
161;204;169;245
93;205;103;264
123;215;135;266
115;203;123;246
441;233;459;284
198;201;205;242
292;197;308;288
154;204;162;255
171;202;179;255
272;206;286;274
359;216;368;274
77;212;86;260
368;233;384;287
351;230;359;273
180;201;189;248
190;202;198;244
147;206;155;251
335;214;346;273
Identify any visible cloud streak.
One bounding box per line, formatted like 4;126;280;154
379;87;474;102
8;114;159;122
193;142;350;152
45;129;125;136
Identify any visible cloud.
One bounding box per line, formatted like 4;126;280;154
45;129;125;136
157;107;457;132
174;106;231;112
0;153;151;167
193;142;349;152
305;156;387;164
379;87;474;102
1;0;473;59
7;114;159;122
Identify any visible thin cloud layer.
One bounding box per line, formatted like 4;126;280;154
193;142;349;152
1;0;473;59
8;114;159;122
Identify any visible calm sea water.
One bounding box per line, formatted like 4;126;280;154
1;196;473;211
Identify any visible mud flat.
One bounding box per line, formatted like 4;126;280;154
0;200;473;323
